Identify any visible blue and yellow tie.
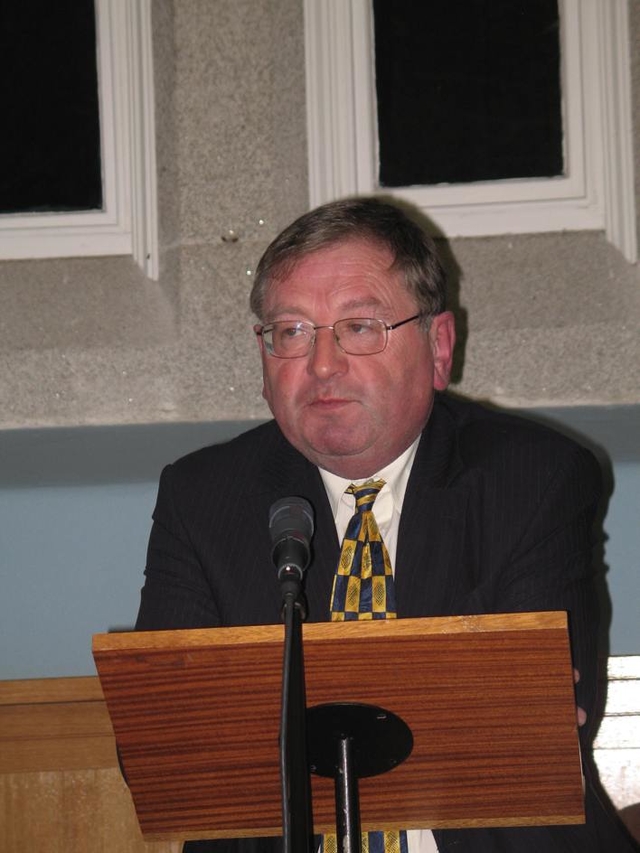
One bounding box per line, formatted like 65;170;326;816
329;480;397;620
322;830;408;853
325;480;407;852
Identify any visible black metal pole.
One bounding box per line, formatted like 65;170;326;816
280;585;314;853
335;735;362;853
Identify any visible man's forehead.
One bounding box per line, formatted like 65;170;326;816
272;237;396;286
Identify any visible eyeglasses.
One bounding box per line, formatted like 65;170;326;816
256;313;423;358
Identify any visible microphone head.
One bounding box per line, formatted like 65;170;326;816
269;496;314;577
269;496;314;541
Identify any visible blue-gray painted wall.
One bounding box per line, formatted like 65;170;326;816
1;407;638;680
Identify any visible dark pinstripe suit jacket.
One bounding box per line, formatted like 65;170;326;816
136;393;637;853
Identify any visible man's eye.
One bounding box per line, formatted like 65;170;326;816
345;321;373;335
273;324;311;346
280;324;305;338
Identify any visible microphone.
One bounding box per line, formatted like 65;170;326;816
269;496;314;581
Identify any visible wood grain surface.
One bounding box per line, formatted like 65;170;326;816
93;612;584;840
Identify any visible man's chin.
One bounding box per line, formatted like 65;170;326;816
311;441;364;461
300;430;377;473
303;410;365;443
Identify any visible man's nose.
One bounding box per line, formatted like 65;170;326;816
306;327;348;377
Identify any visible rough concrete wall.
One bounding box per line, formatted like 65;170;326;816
0;0;308;428
633;0;640;258
449;231;640;407
0;0;637;429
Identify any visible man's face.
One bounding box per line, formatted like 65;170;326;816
256;239;455;479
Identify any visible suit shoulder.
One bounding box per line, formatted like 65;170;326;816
165;419;283;482
438;394;598;474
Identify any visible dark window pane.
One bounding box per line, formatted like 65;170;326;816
0;0;102;213
373;0;563;187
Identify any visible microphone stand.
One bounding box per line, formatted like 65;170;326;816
279;566;315;853
271;497;413;853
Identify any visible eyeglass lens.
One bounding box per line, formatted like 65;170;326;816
266;318;387;357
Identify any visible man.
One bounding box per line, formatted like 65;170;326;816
136;198;637;852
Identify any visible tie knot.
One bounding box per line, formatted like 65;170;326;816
347;479;385;513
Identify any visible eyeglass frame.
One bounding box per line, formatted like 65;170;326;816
255;312;426;358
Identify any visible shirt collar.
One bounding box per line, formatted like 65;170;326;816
319;437;420;520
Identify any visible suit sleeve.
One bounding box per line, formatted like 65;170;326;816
135;463;222;630
488;442;603;737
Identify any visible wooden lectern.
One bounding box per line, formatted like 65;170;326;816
92;611;585;842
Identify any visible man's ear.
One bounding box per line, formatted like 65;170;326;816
429;312;456;391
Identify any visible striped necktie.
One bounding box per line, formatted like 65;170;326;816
325;480;407;852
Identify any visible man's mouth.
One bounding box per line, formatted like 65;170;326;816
306;396;354;409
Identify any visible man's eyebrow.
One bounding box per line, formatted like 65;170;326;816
264;305;309;320
338;297;383;313
266;298;384;320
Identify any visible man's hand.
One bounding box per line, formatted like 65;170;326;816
574;668;587;727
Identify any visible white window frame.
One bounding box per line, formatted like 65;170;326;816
304;0;637;263
0;0;158;279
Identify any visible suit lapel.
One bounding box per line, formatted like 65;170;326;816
395;398;470;617
246;426;339;623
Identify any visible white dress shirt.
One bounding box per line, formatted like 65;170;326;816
319;440;439;853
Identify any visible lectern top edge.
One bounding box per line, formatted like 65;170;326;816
92;610;567;655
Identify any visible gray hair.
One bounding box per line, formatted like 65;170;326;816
250;197;447;325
